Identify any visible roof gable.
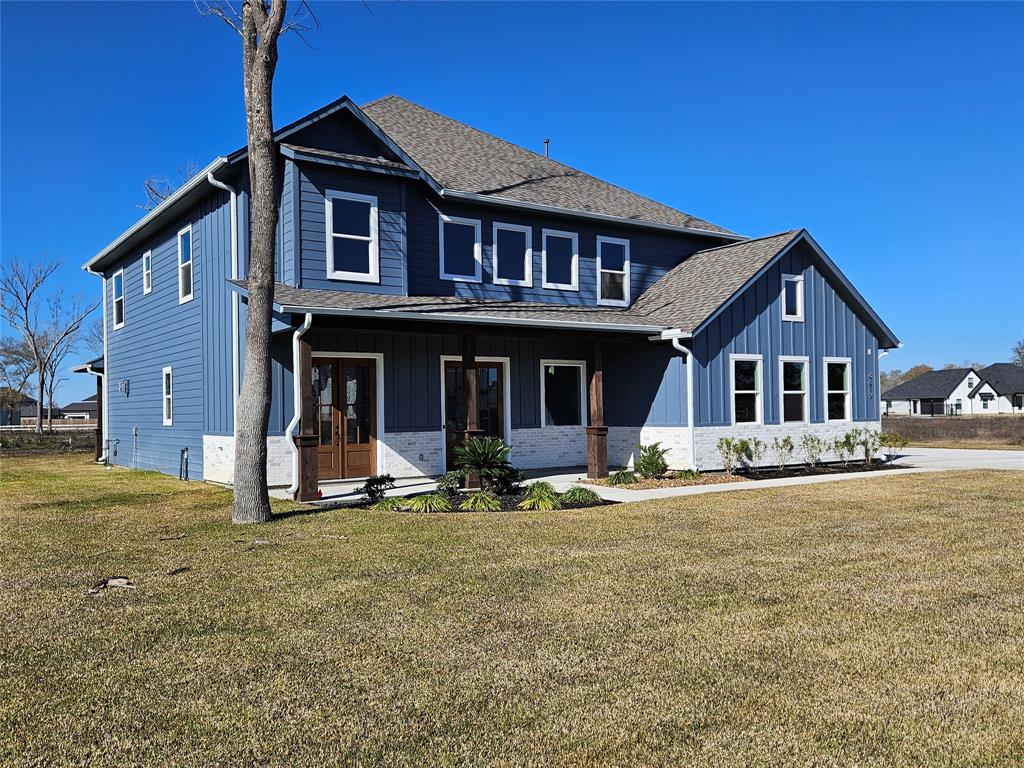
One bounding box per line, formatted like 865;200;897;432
979;363;1024;395
882;368;976;400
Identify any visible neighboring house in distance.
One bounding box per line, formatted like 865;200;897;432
62;395;99;420
76;95;899;495
0;392;63;425
882;367;997;416
975;363;1024;413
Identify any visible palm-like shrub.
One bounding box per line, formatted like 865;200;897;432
370;497;404;512
635;442;669;479
459;490;502;512
608;468;638;486
560;485;603;506
406;493;453;513
454;436;514;491
518;481;562;511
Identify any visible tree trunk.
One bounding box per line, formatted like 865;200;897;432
231;0;286;524
35;370;44;433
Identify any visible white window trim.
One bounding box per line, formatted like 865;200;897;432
541;229;579;291
491;222;533;287
177;225;194;304
439;213;482;283
142;250;153;295
539;359;588;427
782;273;804;321
112;268;125;330
162;366;173;426
325;190;380;283
823;356;853;422
596;235;630;307
730;353;763;426
778;355;810;424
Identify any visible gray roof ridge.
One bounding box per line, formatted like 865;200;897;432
688;228;802;257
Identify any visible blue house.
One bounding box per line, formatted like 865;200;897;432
81;96;899;498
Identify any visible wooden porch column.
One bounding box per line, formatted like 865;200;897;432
94;374;104;461
293;333;319;501
587;341;609;478
461;333;483;487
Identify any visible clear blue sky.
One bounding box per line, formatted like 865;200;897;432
2;1;1022;404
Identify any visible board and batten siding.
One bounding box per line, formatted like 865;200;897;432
692;241;880;427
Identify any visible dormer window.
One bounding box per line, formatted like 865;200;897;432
782;274;803;321
597;236;630;306
492;223;532;287
326;191;379;283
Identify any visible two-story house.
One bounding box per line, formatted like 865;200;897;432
80;96;899;499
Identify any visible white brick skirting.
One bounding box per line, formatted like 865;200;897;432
608;426;692;470
202;434;294;487
692;420;883;471
510;425;587;469
383;431;445;478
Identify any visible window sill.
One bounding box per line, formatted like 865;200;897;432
441;273;482;284
542;281;579;291
178;294;195;305
327;272;380;284
493;277;533;288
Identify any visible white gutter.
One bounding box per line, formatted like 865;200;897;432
83;265;108;462
285;313;314;497
670;337;698;471
440;189;746;242
276;304;664;335
206;171;241;431
82;156;229;271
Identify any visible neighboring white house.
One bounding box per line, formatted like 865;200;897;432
62;394;99;421
973;363;1024;414
883;364;1024;416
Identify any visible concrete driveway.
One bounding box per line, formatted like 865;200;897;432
894;446;1023;472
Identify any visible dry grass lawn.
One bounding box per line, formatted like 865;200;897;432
2;455;1023;767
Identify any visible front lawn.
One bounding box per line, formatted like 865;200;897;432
2;455;1023;766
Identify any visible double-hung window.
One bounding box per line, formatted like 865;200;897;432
824;358;852;421
143;250;153;295
779;357;809;423
326;191;379;282
541;229;578;290
492;223;532;287
178;226;194;303
596;236;630;306
731;354;762;424
162;366;173;426
782;274;804;321
439;214;482;282
540;360;586;427
112;269;125;329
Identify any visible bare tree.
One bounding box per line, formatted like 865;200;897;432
139;161;200;210
1013;339;1024;367
0;259;97;433
1;337;35;421
199;0;317;523
42;319;79;430
83;316;105;357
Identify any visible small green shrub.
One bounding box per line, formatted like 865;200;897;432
858;429;882;463
406;493;453;513
833;430;860;466
717;437;737;475
454;436;514;491
732;438;753;472
801;435;828;467
491;466;527;496
356;474;396;503
518;481;562;511
560;485;603;506
635;442;669;479
880;432;908;462
747;437;767;471
608;469;638;486
673;469;700;481
771;436;795;470
435;470;464;500
369;497;404;512
459;490;502;512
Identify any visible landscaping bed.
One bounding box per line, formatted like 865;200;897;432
584;460;906;490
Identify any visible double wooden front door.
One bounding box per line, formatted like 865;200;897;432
314;357;376;480
443;361;504;471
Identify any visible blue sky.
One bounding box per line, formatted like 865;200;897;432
2;1;1022;404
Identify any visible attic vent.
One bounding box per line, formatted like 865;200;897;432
543;138;550;158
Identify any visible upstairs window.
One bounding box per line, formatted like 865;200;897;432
731;355;762;424
597;236;630;306
178;226;194;303
142;250;153;295
967;376;975;389
780;357;809;423
492;223;532;287
439;214;482;282
162;366;173;426
541;360;586;427
782;274;804;321
326;191;379;282
542;229;578;290
112;269;125;329
825;358;851;421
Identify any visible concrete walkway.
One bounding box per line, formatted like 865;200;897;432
271;446;1021;505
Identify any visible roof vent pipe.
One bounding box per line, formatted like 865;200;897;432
543;138;550;158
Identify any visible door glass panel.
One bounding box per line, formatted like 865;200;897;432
345;364;371;445
316;363;334;445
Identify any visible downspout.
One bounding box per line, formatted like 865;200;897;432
206;171;240;432
671;338;698;471
84;265;108;462
286;313;313;497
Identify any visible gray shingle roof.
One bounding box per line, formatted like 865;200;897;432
255;282;664;333
360;96;733;235
632;230;802;332
881;368;974;401
978;363;1024;396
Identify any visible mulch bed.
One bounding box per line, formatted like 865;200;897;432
333;489;619;513
583;461;907;490
584;473;744;490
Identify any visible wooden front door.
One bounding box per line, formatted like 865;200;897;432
444;361;504;471
314;357;377;480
